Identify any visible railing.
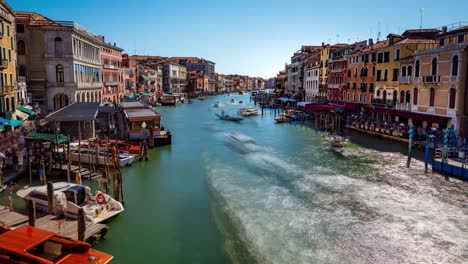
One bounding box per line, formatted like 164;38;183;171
371;99;396;107
395;102;412;111
105;81;120;86
398;76;412;83
0;59;8;69
441;76;459;83
17;76;26;83
77;82;103;89
328;84;340;89
0;86;15;95
103;64;119;70
423;75;440;83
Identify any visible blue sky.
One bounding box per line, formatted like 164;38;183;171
8;0;467;78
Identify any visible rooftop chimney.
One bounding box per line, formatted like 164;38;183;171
368;38;373;46
442;26;448;33
114;42;116;47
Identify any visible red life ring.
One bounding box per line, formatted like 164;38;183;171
96;193;106;205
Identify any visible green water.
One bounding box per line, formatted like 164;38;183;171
5;94;467;263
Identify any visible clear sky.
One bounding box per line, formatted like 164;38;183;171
8;0;467;78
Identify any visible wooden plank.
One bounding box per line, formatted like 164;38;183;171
0;206;29;227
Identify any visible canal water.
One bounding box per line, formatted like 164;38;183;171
5;94;467;263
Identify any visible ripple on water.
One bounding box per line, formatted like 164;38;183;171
205;138;468;264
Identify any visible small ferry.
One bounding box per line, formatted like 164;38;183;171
216;112;243;122
161;94;177;106
17;182;124;223
0;225;113;264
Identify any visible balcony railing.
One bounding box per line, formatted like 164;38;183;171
105;81;120;86
328;84;340;89
395;102;412;111
371;98;396;107
423;75;440;83
0;59;8;69
398;76;412;83
103;64;119;70
77;82;103;89
17;76;26;83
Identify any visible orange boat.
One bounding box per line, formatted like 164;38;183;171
100;139;140;155
0;225;113;264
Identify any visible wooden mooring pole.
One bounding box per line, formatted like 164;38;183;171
47;182;54;214
77;208;86;242
28;200;36;227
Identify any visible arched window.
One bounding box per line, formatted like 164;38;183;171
347;69;351;77
429;88;435;107
376;90;381;97
55;37;63;57
76;92;81;102
53;93;69;110
17;40;26;55
401;66;407;77
10;97;14;111
56;64;64;83
18;65;26;77
364;67;368;77
449;88;456;109
452;56;459;76
413;88;418;105
400;90;405;103
406;90;411;104
407;66;412;76
383;90;387;101
415;60;420;77
431;58;437;76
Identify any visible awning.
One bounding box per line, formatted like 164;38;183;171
9;119;24;128
124;94;134;98
297;102;313;107
305;104;341;111
25;133;71;144
139;75;148;81
393;110;451;123
142;92;154;96
0;125;4;132
16;105;34;115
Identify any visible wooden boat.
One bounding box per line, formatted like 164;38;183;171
0;225;113;264
102;139;140;155
160;95;177;106
70;146;135;167
239;108;260;116
17;182;124;224
275;115;291;123
216;113;243;122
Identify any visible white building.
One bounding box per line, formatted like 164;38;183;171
163;63;186;93
304;66;320;102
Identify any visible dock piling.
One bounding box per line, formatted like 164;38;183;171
47;182;54;214
77;208;86;242
28;200;36;227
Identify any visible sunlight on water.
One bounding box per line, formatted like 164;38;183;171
206;131;468;264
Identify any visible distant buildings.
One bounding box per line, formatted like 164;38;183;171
100;39;124;103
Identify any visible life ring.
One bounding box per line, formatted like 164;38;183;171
96;193;106;205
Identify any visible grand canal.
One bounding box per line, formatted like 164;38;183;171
7;94;467;263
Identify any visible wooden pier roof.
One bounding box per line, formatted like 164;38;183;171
46;103;100;122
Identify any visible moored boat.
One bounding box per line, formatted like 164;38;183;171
216;113;243;122
0;225;113;263
17;182;124;224
239;108;260;116
70;146;135;167
275;115;291;123
330;137;344;154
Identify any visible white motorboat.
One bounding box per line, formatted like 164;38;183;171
239;108;260;116
225;132;262;154
275;115;291;123
213;102;221;107
70;146;135;167
17;182;124;223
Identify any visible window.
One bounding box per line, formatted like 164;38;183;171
439;38;445;46
431;58;437;76
413;88;418;105
376;70;382;81
395;49;400;61
17;40;25;55
408;66;412;76
377;90;380;97
415;60;420;77
452;56;459;76
19;65;26;77
8;49;11;62
458;34;464;44
384;69;388;81
372;66;375;77
17;24;25;33
55;37;63;57
383;52;390;63
6;25;9;37
371;53;376;62
402;66;407;77
56;64;64;83
369;83;375;92
400;90;405;103
352;83;356;89
392;69;399;81
377;53;383;63
449;88;456;109
429;88;435;107
10;97;14;111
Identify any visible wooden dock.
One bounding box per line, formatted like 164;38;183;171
59;165;104;181
0;205;108;242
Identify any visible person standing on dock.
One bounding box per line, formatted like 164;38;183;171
140;122;149;161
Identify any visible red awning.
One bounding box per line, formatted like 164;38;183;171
305;104;339;111
392;110;451;123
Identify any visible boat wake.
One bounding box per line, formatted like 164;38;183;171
205;139;468;264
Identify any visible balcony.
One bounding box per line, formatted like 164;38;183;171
395;102;412;111
77;82;103;90
371;98;396;107
422;75;440;83
105;81;120;86
17;76;26;83
328;84;340;89
0;59;8;69
0;86;15;95
103;64;119;70
398;76;412;84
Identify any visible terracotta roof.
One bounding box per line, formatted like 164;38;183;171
396;38;437;45
15;11;63;27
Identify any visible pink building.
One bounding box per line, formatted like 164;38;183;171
100;40;124;102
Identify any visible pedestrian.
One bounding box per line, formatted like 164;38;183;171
6;182;16;211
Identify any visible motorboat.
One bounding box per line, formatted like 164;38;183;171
216;113;243;122
239;101;244;104
213;102;221;107
275;115;291;123
0;225;113;263
17;182;124;224
70;146;135;167
330;137;344;154
291;111;310;120
281;109;295;118
230;99;236;104
225;132;263;154
239;108;260;116
239;91;245;95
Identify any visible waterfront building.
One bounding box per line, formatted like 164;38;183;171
264;77;276;89
319;43;348;98
215;73;225;93
224;76;233;92
286;46;320;99
169;57;216;92
345;40;372;104
163;62;186;93
122;53;136;94
100;39;124;103
16;12;103;111
0;3;20;118
303;53;321;101
413;24;468;135
275;70;286;94
188;71;208;95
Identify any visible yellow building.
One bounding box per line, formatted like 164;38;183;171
0;0;16;118
319;43;347;97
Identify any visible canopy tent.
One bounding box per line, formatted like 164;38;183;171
16;106;34;115
0;118;24;127
142;92;154;96
25;132;71;144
